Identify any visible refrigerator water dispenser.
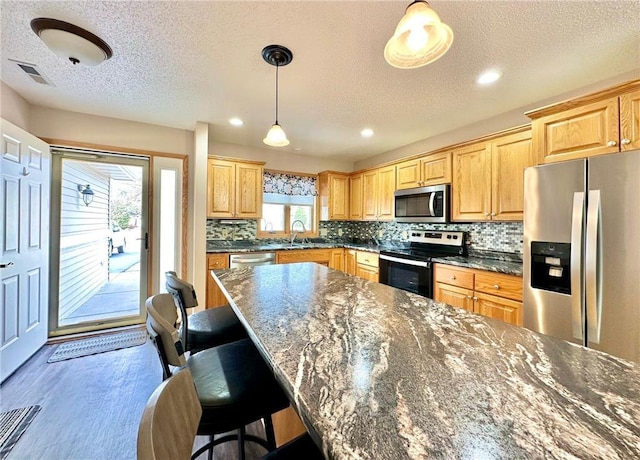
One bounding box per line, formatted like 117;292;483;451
530;242;571;294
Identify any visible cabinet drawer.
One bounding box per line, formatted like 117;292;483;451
276;249;331;264
356;251;378;268
434;265;474;289
208;253;229;270
474;272;522;301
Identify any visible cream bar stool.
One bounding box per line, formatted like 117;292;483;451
137;367;324;460
165;271;248;353
145;293;290;459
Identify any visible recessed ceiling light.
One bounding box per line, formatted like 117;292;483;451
477;70;502;85
361;128;374;138
293;147;303;151
229;118;244;126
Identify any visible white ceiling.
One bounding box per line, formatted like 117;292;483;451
2;1;639;162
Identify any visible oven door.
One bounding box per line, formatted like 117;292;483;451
379;254;433;298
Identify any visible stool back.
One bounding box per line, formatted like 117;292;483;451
146;293;187;378
137;368;201;460
165;271;198;349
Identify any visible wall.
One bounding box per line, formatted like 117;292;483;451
58;160;110;319
209;140;352;174
354;69;640;170
1;82;31;131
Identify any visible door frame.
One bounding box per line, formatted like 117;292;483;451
43;139;188;336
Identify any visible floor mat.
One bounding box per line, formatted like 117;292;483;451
47;330;148;363
0;405;41;460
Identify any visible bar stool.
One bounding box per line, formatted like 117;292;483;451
137;367;324;460
165;271;247;353
145;293;289;458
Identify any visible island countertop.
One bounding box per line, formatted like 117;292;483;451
212;263;640;459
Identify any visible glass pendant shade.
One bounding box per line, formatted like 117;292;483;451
384;1;453;69
263;123;289;147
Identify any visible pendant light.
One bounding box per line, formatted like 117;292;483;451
384;1;453;69
262;45;292;147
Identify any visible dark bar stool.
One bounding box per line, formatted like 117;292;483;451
146;293;289;458
165;271;247;353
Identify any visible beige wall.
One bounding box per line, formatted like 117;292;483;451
30;106;194;156
209;140;353;174
354;69;640;170
1;82;31;131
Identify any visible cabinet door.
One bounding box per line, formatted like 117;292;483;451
490;130;535;221
421;152;452;186
345;250;357;276
475;292;523;326
355;264;379;282
434;283;474;312
362;170;379;220
452;143;491;221
329;249;344;271
532;97;619;163
620;89;640;151
235;163;263;219
207;159;235;218
206;254;230;308
330;175;350;220
396;159;421;190
349;173;363;220
377;166;396;220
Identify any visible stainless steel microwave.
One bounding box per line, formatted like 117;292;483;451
394;184;450;223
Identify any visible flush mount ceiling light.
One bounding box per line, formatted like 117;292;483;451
31;18;113;66
229;118;244;126
361;128;374;138
384;1;453;69
262;45;292;147
477;69;502;85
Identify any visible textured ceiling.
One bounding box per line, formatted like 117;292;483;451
1;1;639;161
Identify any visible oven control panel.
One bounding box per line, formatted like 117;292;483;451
408;230;465;247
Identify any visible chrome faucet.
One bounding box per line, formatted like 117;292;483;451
290;219;306;245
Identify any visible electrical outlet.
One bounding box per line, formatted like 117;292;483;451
378;230;384;238
402;231;408;239
338;229;343;236
320;228;328;237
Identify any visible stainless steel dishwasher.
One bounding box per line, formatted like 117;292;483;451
229;252;276;268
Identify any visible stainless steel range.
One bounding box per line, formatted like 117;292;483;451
379;230;467;298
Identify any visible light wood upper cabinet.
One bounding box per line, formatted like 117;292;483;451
349;173;363;220
396;152;452;190
362;165;395;221
452;130;533;222
318;172;350;221
207;159;263;219
620;89;640;151
527;80;640;163
490;130;535;221
452;142;491;221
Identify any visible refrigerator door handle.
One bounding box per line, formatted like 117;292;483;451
570;192;585;340
586;190;602;344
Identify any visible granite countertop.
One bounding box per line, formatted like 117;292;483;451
213;263;640;459
207;241;523;276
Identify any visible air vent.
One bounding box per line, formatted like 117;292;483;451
8;59;54;86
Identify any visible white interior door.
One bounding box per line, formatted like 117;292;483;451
1;119;50;383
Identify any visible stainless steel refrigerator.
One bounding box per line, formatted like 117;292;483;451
523;150;640;364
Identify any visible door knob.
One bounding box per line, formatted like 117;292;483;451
0;261;14;269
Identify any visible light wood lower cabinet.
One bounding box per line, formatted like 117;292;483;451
355;251;379;282
329;249;344;271
206;253;230;309
345;249;357;275
434;263;523;326
276;249;332;265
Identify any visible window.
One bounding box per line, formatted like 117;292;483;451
258;171;317;238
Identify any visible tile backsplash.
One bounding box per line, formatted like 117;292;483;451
207;219;523;254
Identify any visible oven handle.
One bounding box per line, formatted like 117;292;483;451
379;254;429;268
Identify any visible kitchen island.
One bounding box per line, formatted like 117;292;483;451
212;263;640;459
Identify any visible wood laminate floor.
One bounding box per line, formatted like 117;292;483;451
0;339;268;460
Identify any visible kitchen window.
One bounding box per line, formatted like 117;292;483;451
258;171;317;238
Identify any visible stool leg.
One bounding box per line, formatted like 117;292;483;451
238;426;246;460
264;416;277;451
208;435;214;460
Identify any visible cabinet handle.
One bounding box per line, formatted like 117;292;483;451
450;275;456;280
621;138;631;145
490;212;496;217
607;140;617;147
466;295;472;299
473;297;478;301
493;284;500;289
484;212;490;217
